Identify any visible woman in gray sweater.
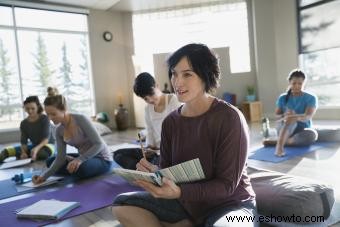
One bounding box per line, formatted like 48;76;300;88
32;95;112;184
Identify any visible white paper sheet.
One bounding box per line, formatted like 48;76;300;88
0;158;32;169
21;176;64;188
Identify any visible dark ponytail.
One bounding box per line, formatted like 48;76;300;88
285;89;292;104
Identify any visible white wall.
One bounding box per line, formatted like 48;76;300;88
153;53;171;93
273;0;300;93
252;0;281;117
214;47;257;105
88;10;135;129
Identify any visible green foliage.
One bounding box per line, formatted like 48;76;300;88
79;37;90;91
246;85;255;95
60;42;76;100
0;38;15;117
33;34;54;95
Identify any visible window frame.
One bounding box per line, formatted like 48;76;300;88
0;3;95;131
296;0;340;108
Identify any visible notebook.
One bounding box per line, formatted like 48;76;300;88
113;158;205;186
16;199;80;220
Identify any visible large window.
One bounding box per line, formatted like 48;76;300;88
132;0;250;74
298;0;340;106
0;5;94;130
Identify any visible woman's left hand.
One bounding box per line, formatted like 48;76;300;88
66;159;82;173
135;177;181;199
30;147;39;161
285;115;296;124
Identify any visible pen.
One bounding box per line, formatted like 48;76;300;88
137;133;146;159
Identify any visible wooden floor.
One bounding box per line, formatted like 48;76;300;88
1;122;340;227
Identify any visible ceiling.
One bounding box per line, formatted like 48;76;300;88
33;0;225;12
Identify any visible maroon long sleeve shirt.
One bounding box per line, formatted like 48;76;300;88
160;98;255;223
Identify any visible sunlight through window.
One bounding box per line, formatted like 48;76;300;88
132;0;250;74
0;5;94;130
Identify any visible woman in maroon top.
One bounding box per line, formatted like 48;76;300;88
112;43;257;227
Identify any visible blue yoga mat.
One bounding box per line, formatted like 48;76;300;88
248;143;329;163
0;161;120;200
0;179;35;200
0;175;77;200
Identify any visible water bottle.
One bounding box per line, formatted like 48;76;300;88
261;117;270;138
11;172;33;184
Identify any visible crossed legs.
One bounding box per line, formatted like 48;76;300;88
112;206;193;227
0;144;54;163
275;123;318;157
112;192;258;227
112;192;193;227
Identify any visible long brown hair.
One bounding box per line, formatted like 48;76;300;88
44;95;67;111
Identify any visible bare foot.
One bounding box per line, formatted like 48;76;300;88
275;147;286;157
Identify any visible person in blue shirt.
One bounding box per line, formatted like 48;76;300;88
264;69;318;157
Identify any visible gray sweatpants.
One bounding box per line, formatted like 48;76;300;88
277;122;318;146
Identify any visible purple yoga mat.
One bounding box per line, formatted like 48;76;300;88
0;175;140;227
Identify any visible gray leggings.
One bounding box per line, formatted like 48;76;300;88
277;122;318;146
316;128;340;142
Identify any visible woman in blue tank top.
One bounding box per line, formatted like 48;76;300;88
264;69;318;156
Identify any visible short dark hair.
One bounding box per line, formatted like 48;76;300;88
23;96;43;114
133;72;156;98
167;43;220;93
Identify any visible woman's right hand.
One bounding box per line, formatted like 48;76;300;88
32;175;45;184
284;109;295;116
136;158;158;173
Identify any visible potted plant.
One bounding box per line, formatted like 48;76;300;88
246;85;256;102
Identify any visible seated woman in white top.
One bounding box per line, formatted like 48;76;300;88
114;72;181;169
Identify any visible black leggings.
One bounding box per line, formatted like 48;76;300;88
113;148;159;170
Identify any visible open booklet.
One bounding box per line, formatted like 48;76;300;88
16;199;80;220
113;158;205;186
